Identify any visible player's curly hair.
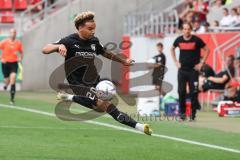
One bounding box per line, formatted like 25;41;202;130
74;11;95;29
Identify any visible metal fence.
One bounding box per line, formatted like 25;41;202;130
0;0;73;34
17;0;72;34
124;10;179;37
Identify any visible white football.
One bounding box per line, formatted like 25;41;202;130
96;80;116;101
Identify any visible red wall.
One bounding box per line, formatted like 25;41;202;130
198;32;240;72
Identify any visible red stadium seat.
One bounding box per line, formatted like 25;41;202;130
29;0;41;5
1;11;14;23
14;0;27;10
0;0;13;10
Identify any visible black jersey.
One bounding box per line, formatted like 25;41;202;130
173;35;206;70
152;53;166;77
215;70;231;85
55;33;105;86
200;64;215;77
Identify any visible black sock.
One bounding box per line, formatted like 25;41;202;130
10;84;16;101
107;104;137;128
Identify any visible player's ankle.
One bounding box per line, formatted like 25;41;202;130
67;94;74;101
135;123;144;132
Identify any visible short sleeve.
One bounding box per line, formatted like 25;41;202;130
95;39;105;55
53;37;71;48
173;38;179;48
197;37;206;48
0;40;5;50
18;41;23;53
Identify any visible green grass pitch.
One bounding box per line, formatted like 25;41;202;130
0;91;240;160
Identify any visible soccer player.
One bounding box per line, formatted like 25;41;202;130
171;22;209;121
0;29;23;105
42;11;152;135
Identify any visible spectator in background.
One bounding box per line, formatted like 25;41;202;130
237;6;240;15
207;0;223;25
193;20;206;33
220;8;232;26
229;8;239;26
211;0;222;11
213;20;220;27
179;11;195;30
185;0;194;9
204;22;210;32
192;0;209;23
212;20;221;32
148;42;166;94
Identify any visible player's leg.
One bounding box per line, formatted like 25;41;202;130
189;70;200;121
9;62;18;104
57;91;152;135
198;75;206;91
3;78;10;90
1;63;10;90
158;65;165;95
178;69;187;121
96;100;152;135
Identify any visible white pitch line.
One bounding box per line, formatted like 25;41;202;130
0;103;240;154
0;125;114;130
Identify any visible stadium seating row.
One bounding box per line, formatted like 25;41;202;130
0;0;42;23
0;0;41;10
0;11;14;23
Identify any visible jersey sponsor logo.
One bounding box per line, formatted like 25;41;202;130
75;52;96;58
157;57;162;62
179;42;196;50
91;44;96;51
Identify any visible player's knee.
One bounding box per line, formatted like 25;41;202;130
10;73;16;82
96;99;111;112
93;106;105;112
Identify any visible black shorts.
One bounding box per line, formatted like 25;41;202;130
1;62;18;78
152;77;164;86
152;66;165;86
68;83;99;109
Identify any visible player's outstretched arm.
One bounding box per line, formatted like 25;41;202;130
102;50;134;66
42;44;67;57
208;75;229;84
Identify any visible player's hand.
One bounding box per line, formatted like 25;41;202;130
175;61;181;69
194;62;203;71
58;44;67;57
123;58;135;66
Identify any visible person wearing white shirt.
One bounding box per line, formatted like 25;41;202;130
193;21;206;33
229;8;239;26
220;8;233;26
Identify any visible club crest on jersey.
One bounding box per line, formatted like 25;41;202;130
74;44;80;48
91;44;96;51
